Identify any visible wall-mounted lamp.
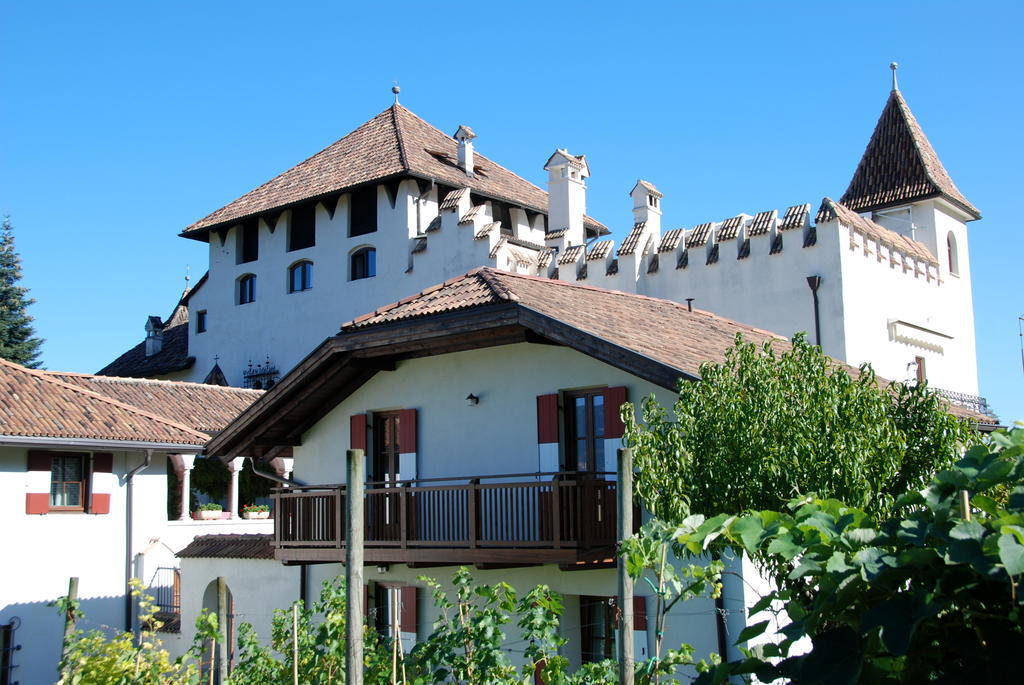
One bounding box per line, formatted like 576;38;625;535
466;393;480;406
376;564;390;574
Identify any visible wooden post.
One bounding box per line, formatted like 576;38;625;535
617;448;635;685
60;576;79;679
292;604;299;685
346;448;365;685
217;576;228;684
960;490;971;521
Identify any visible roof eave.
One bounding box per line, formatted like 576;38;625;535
0;435;205;452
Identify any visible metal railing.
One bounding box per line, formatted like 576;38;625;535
931;387;995;417
272;472;617;553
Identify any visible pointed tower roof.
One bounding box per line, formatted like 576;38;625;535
840;88;980;220
181;105;607;237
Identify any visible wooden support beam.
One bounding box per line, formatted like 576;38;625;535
617;448;634;685
346;449;365;685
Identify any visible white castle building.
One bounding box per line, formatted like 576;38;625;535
100;76;988;414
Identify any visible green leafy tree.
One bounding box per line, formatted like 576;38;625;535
0;216;43;367
625;333;977;522
675;425;1024;684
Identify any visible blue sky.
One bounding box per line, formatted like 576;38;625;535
2;1;1021;422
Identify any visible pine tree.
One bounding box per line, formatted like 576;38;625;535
0;216;44;367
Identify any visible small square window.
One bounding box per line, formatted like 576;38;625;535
50;455;85;509
196;310;207;333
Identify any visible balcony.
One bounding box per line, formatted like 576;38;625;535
271;472;620;567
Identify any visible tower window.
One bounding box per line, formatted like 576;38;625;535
196;310;207;333
351;247;376;280
350;186;378;237
946;232;959;276
237;220;259;264
238;274;256;305
288;205;316;251
289;261;313;292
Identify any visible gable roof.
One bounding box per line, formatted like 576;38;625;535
46;373;262;434
0;358;212;446
181;104;608;238
840;89;979;220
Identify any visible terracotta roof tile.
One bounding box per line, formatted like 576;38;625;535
506;236;546;251
587;240;614;261
747;210;777;237
177;534;274;559
617;222;647;256
685;222;713;248
424;216;442;233
840;90;979;219
411;236;427;254
780;203;810;231
545;227;568;240
182;105;610;236
459;205;484;226
439;187;468;211
537;249;554;268
633;179;663;198
97;290;195;378
474;222;499;240
488;236;506;259
817;197;937;265
558;244;585;266
658;228;685;253
49;373;262;434
0;359;212;445
716;215;743;241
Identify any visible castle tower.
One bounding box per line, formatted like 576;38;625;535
838;65;981;394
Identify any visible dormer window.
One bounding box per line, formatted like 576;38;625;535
238;274;256;305
289;261;313;292
351;247;376;280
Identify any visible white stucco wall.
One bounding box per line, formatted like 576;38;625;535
0;448;175;685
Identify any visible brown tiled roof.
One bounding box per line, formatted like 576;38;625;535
685;222;713;248
177;534;274;560
658;228;685;253
840;90;979;219
537;249;554;268
617;222;647;256
340;267;993;425
779;204;810;231
182;105;609;237
558;244;585;266
488;237;506;259
0;358;211;445
506;236;546;252
587;240;614;261
48;373;262;434
459;206;484;226
97;290;195;378
716;215;743;241
424;216;442;233
439;187;468;211
747;210;777;237
544;227;568;240
817;198;937;265
474;222;498;240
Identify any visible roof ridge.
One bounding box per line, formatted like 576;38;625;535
476;268;787;340
2;358;210;442
45;369;263;394
391;104;410;171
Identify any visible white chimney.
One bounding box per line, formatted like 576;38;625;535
454;125;477;177
630;179;663;234
544;149;590;247
144;316;163;357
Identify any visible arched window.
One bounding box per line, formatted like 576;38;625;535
946;232;959;276
237;274;256;304
288;261;313;292
351;247;376;280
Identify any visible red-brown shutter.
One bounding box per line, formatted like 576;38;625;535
633;596;648;631
26;450;51;515
536;394;559;444
603;386;628;439
90;452;113;515
397;409;417;454
350;414;367;451
400;586;417;634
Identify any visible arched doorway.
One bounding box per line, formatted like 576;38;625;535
200;578;235;683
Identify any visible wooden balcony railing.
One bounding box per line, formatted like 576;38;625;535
271;472;618;565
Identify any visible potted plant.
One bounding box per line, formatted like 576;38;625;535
242;503;270;520
196;502;223;520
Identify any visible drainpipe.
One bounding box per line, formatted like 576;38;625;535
247;457;306;488
806;276;822;347
247;457;309;606
125;450;152;633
